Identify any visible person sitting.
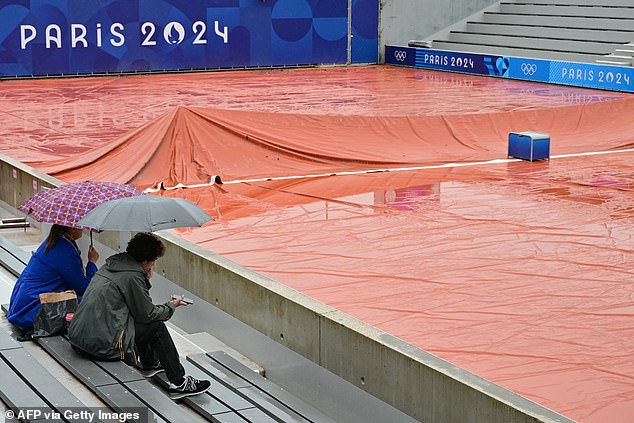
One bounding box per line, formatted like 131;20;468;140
8;224;99;339
68;232;210;399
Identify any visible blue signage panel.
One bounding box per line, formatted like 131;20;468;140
385;46;508;77
351;0;378;64
507;57;551;83
549;61;633;92
0;0;379;77
386;46;634;94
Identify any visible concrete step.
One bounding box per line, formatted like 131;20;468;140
482;12;634;31
445;31;626;55
595;59;632;66
499;3;634;19
465;22;634;43
184;331;265;376
510;0;634;5
430;39;604;63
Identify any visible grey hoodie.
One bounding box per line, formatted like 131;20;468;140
68;252;175;361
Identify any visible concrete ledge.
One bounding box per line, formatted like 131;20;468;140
155;231;335;364
320;311;570;423
0;154;576;423
0;154;62;211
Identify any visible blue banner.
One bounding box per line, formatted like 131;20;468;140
386;46;634;94
385;46;508;77
0;1;379;78
351;0;378;64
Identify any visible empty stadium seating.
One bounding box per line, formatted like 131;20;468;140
427;0;634;66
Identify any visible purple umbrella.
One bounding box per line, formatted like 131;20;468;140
19;181;143;230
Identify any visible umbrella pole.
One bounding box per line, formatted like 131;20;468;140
90;231;93;246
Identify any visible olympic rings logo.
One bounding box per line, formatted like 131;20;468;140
521;63;537;76
394;50;407;62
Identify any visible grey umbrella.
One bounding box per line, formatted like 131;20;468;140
76;195;212;232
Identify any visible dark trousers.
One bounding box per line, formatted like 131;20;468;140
135;320;185;385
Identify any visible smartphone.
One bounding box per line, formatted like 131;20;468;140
171;294;194;305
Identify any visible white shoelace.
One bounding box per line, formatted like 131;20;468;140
180;376;198;390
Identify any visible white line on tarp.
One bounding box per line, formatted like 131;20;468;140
143;147;634;193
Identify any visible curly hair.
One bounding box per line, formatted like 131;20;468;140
126;233;165;263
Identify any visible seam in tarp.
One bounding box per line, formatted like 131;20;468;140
143;147;634;193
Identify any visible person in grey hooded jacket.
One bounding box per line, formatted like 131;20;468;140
68;232;210;399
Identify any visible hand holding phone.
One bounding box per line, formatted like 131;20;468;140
171;294;194;305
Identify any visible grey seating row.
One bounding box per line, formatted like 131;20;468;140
0;234;30;277
0;329;96;423
426;0;634;65
508;0;634;6
36;336;199;423
0;233;337;423
497;2;634;19
465;22;634;44
38;335;335;423
0;218;29;231
481;12;634;31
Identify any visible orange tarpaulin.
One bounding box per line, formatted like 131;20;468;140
1;66;634;423
0;65;626;164
29;96;634;189
174;154;634;423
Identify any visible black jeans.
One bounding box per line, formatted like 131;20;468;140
135;320;185;385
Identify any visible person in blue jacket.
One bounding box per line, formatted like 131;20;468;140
8;224;99;337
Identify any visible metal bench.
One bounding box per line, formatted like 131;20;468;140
209;352;336;423
40;334;333;423
0;217;30;231
180;352;337;423
0;330;95;423
0;234;30;277
36;336;190;423
0;235;338;422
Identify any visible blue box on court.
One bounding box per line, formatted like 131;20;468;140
508;131;550;161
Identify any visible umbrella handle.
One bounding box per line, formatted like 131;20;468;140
90;231;93;246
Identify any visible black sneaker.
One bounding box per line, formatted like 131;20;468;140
168;375;211;399
138;361;165;378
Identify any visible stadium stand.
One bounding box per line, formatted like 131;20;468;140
0;234;339;423
0;330;97;423
426;0;634;66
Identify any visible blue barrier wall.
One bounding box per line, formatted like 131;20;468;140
385;46;634;94
0;0;379;78
351;0;378;64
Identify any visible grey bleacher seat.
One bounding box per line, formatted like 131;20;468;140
0;330;97;423
1;233;339;422
0;324;19;351
465;22;634;44
0;234;30;277
0;218;29;230
0;359;61;422
36;336;186;423
446;31;625;54
39;333;338;423
185;355;303;423
430;40;603;62
188;352;338;423
158;358;269;422
481;12;634;31
497;2;634;19
210;351;337;423
510;0;633;5
423;0;634;65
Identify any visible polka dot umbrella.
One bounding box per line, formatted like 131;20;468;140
19;181;143;230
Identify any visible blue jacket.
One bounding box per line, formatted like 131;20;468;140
8;236;97;329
